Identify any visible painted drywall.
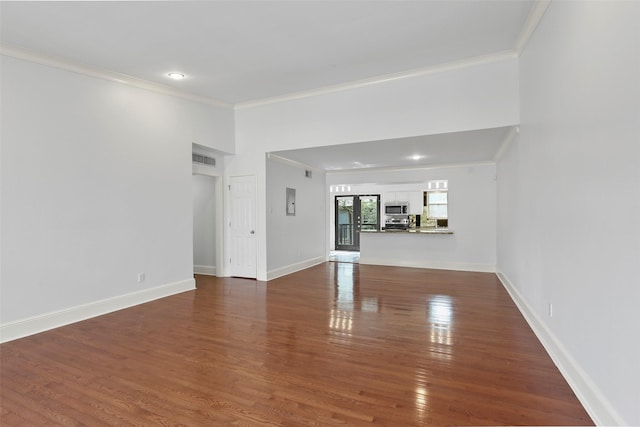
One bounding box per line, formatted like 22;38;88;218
235;57;519;152
235;57;518;280
192;174;217;273
266;157;326;277
0;55;235;325
497;1;640;425
328;163;496;271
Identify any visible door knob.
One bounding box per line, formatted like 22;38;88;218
250;230;255;234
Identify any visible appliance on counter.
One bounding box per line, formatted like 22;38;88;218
384;201;410;230
384;202;409;215
384;215;410;230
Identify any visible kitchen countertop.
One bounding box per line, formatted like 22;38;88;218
362;228;454;234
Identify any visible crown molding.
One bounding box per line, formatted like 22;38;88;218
266;153;322;173
494;126;519;162
514;0;552;54
236;1;551;110
2;1;549;112
0;44;232;109
236;50;518;110
326;160;496;176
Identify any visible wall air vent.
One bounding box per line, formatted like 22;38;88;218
192;153;216;167
305;170;312;179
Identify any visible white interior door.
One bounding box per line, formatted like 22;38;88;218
229;176;257;278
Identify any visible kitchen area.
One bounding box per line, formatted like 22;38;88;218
379;183;450;233
333;180;452;251
327;164;497;273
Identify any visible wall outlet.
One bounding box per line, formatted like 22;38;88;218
138;272;145;283
548;303;553;317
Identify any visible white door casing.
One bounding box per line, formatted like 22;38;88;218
229;176;257;278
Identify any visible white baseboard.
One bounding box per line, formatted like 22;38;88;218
267;256;326;281
359;257;495;273
194;265;217;276
496;270;625;426
0;278;195;344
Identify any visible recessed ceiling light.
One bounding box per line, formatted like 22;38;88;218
168;72;185;80
410;154;423;160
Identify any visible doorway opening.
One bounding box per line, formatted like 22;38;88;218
193;174;218;276
192;143;225;278
333;194;380;262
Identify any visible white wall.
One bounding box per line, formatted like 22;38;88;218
192;174;217;274
328;163;496;271
235;57;518;280
0;55;235;328
236;57;519;152
265;157;326;279
497;1;640;425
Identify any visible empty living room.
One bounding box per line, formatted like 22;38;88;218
1;1;638;425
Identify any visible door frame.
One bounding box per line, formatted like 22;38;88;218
192;162;224;277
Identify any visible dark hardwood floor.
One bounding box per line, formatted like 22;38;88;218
1;263;593;426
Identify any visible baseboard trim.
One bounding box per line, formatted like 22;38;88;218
0;278;195;344
359;257;495;273
194;265;217;276
496;270;625;426
267;256;326;281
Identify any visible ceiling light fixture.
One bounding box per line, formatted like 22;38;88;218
410;154;423;160
168;72;185;80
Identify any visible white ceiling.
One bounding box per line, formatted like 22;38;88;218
0;1;533;170
273;126;514;171
1;1;534;105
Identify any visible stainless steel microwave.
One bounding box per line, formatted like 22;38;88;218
384;202;409;215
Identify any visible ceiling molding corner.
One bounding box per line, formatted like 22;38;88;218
0;44;233;109
514;0;552;54
493;126;519;162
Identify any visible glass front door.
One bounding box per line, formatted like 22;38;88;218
335;195;380;251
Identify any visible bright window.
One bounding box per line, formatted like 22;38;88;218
424;191;448;219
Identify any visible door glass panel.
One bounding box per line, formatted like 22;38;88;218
336;196;355;246
360;196;379;231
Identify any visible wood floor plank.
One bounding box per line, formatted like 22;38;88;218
1;263;593;425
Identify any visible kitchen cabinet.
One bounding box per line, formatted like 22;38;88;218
382;192;397;206
409;191;424;215
384;191;409;203
394;191;409;202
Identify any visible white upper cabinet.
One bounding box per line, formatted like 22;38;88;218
409;191;424;215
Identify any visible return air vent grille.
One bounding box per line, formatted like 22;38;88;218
192;153;216;166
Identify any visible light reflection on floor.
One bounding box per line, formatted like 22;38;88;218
328;262;456;365
330;262;356;336
329;250;360;263
426;294;455;360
